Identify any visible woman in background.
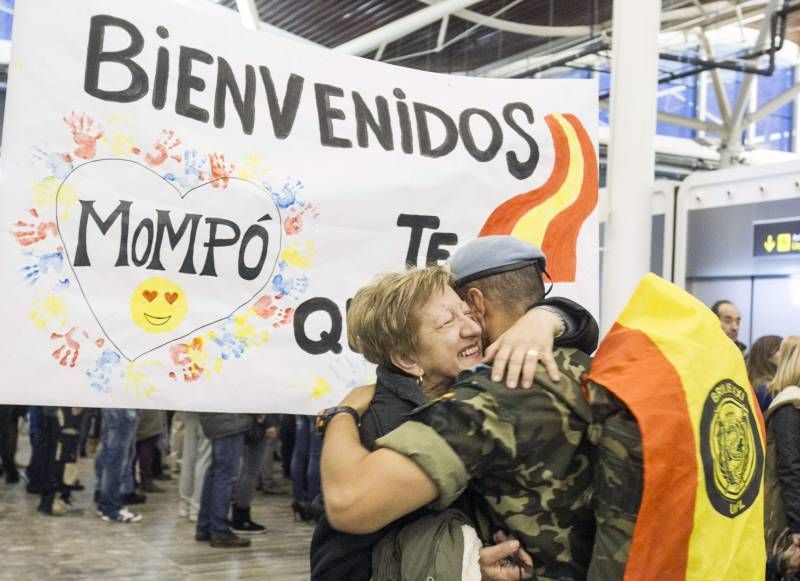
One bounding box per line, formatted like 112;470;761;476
747;335;782;412
764;336;800;559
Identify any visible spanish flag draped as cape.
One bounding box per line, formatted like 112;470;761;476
588;274;765;581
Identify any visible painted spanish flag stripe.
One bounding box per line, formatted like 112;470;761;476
538;114;598;282
480;113;598;282
480;114;570;236
588;274;766;581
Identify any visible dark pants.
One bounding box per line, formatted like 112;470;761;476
0;405;21;481
290;415;322;503
136;435;159;484
26;407;47;493
197;432;244;537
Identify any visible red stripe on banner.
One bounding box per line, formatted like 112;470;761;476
479;115;570;236
587;323;696;581
538;114;598;282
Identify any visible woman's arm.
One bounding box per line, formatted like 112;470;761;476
773;406;800;533
321;412;438;534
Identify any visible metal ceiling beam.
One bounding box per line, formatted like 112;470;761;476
333;0;484;56
722;0;782;165
599;100;724;132
699;29;731;123
743;81;800;126
234;0;321;45
416;0;592;37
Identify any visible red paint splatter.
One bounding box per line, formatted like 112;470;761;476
284;214;303;235
169;371;177;380
141;129;183;167
63;111;103;160
208;153;235;189
272;308;294;328
50;327;82;368
95;338;105;348
12;209;58;247
253;295;279;319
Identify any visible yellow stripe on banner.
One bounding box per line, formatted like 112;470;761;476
615;274;765;581
510;114;583;246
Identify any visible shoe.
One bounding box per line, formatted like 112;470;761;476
210;531;251;548
50;499;69;516
153;473;172;482
67;480;85;491
195;528;211;542
291;500;313;522
231;506;266;535
178;501;190;518
101;509;142;523
122;492;147;505
261;480;283;495
140;481;165;494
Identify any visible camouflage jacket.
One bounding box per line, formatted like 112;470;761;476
376;348;596;581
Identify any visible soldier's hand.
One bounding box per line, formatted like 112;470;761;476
478;531;533;580
781;543;800;577
484;307;562;388
338;383;376;417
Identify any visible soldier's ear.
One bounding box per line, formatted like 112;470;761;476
466;288;487;319
390;351;423;378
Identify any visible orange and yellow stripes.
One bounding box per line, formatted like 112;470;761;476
480;113;598;282
588;274;765;581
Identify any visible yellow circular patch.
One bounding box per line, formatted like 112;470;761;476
130;276;188;334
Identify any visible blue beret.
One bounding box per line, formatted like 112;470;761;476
449;235;547;286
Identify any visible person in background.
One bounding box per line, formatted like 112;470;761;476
95;408;143;523
764;336;800;563
196;412;252;548
258;415;282;495
711;299;746;353
39;407;83;516
0;405;25;484
135;409;167;494
178;411;211;522
231;415;276;535
747;335;782;412
290;414;322;522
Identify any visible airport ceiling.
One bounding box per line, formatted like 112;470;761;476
217;0;786;76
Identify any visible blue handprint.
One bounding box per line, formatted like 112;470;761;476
266;178;304;209
211;328;246;360
20;250;65;285
86;350;122;394
32;147;74;180
165;149;207;189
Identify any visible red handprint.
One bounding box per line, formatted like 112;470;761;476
272;307;294;328
12;208;58;247
208;153;236;189
169;338;204;382
143;129;183;167
50;328;86;368
284;203;320;235
253;295;279;319
63;112;103;160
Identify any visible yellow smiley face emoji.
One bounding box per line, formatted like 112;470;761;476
130;276;188;334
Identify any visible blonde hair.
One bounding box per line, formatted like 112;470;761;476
347;267;452;366
768;335;800;397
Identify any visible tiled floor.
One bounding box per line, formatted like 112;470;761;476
0;440;314;581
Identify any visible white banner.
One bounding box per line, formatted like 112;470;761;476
0;0;598;413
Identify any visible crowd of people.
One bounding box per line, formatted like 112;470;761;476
1;241;799;580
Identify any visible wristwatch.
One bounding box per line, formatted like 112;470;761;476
315;406;361;437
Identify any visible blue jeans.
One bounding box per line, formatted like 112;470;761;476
96;409;139;518
197;432;244;536
290;415;322;503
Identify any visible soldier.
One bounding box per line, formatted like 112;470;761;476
319;236;643;580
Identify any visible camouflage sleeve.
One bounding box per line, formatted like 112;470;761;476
376;386;516;511
586;382;643;581
374;420;471;510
